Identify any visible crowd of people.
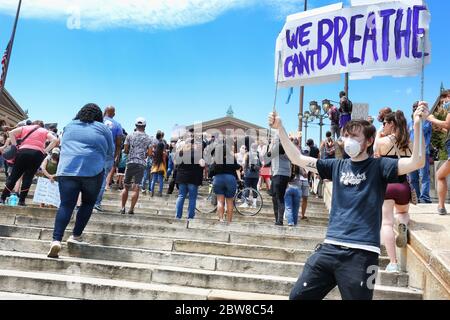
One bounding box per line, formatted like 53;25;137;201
0;90;448;284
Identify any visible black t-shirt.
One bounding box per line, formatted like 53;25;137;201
317;157;399;253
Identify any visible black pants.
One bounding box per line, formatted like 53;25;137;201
289;243;379;300
1;149;46;203
271;175;290;224
167;168;177;194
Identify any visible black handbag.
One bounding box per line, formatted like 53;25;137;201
2;126;41;162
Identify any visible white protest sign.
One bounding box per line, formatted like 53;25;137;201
352;103;370;120
275;0;431;87
32;177;61;207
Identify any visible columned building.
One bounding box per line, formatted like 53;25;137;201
179;106;265;141
0;89;27;126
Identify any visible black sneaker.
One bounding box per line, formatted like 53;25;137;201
119;208;126;215
18;201;26;207
128;209;134;215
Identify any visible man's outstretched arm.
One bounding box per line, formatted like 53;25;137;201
268;112;319;174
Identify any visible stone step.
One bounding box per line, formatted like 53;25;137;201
0;269;287;300
0;227;392;272
0;291;76;300
0;206;389;256
1;207;329;239
0;223;323;252
0;250;411;298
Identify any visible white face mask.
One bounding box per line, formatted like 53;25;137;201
343;137;363;158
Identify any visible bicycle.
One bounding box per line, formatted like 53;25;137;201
195;178;263;216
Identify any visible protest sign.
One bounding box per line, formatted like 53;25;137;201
351;103;370;120
275;1;431;87
32;177;61;207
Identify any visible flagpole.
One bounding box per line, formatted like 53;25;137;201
0;0;22;94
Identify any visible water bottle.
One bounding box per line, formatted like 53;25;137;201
8;194;18;207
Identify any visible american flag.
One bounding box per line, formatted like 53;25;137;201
0;40;12;92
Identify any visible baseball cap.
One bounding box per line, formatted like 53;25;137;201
135;117;146;126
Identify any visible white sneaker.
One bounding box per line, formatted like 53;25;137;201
67;235;89;245
385;263;400;273
47;241;61;258
239;202;249;208
251;200;258;208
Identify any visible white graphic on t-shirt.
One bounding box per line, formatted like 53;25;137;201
104;120;114;129
340;171;367;186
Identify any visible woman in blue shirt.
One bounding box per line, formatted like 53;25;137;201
48;103;114;258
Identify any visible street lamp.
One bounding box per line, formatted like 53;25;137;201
299;111;315;146
309;100;330;143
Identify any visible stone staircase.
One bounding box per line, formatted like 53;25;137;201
0;177;422;300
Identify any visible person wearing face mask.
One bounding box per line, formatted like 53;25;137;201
375;111;413;273
268;102;428;300
428;90;450;215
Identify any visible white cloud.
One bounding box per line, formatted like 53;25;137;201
0;0;306;30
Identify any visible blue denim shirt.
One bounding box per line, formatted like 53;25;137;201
408;120;432;155
57;120;114;177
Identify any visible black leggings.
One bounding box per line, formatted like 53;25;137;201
271;175;290;224
1;149;46;202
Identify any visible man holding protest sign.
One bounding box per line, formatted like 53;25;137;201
268;101;428;300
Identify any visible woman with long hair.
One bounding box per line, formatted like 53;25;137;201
47;103;114;258
375;110;413;273
150;142;167;197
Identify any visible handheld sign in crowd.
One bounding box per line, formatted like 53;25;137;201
32;177;61;208
275;0;431;87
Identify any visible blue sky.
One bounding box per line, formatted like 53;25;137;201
0;0;448;144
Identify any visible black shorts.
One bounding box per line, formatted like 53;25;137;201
124;163;145;187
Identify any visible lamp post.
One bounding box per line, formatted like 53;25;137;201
299;111;315;146
309;100;332;143
298;0;308;136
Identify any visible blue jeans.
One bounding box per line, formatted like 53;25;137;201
409;154;431;203
53;172;103;241
95;160;113;206
284;186;301;225
175;183;199;219
150;173;164;193
141;168;152;191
